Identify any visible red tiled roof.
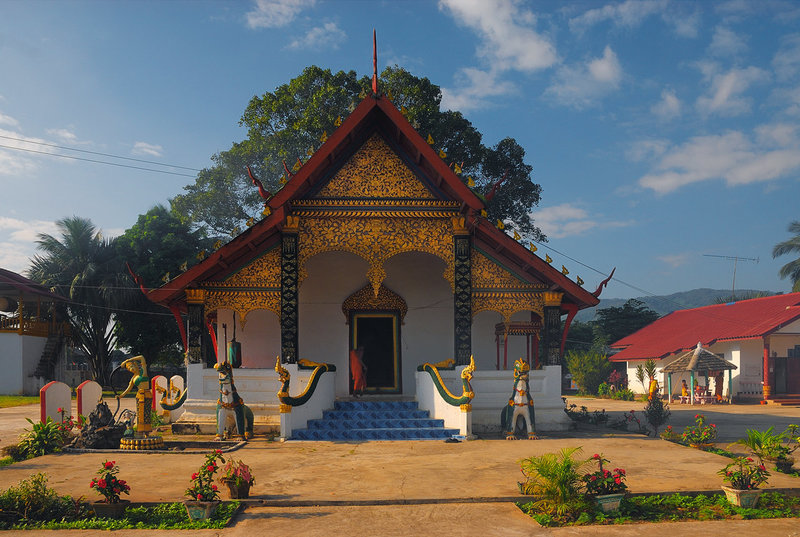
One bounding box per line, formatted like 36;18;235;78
609;293;800;361
0;268;66;302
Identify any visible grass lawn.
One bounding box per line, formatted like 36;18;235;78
0;395;39;408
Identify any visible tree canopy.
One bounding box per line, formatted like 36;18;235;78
114;205;210;364
172;65;545;241
773;220;800;292
593;299;660;346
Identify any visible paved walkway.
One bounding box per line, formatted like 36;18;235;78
1;397;799;536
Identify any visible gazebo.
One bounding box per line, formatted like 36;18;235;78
662;342;738;404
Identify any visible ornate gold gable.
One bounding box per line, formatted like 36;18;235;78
314;134;436;199
470;249;548;324
342;284;408;324
198;248;282;327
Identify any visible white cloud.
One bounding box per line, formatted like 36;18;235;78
246;0;315;29
773;33;800;82
636;124;800;194
131;141;163;157
0;112;19;127
708;26;748;57
287;21;346;50
45;128;78;143
651;88;681;119
440;67;517;111
530;203;632;239
657;252;692;268
0;128;56;177
568;0;665;33
695;63;768;116
0;217;59;273
439;0;557;72
663;8;700;38
626;139;670;162
545;46;622;109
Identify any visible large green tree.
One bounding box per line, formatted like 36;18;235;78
114;205;210;365
172;65;545;241
28;217;124;385
773;220;800;292
593;299;660;346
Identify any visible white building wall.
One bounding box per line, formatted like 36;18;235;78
21;335;47;395
0;332;24;394
472;311;537;372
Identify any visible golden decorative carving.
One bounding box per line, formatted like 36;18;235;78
543;291;564;307
298;216;454;295
472;250;545;290
460;403;472;412
293;199;459;209
285;215;300;232
342;284;408;323
185;289;206;304
314;134;435;199
472;291;545;324
451;216;468;235
213;248;281;288
279;403;292;413
204;290;280;327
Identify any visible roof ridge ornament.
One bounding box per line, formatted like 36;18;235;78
372;29;378;96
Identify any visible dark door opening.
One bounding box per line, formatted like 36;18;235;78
351;312;401;394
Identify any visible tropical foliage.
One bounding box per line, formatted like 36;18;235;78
186;451;224;501
773;220;800;292
718;457;770;490
564;349;613;395
518;447;591;521
28;217;124;385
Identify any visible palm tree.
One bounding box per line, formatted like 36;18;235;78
28;216;124;385
773;221;800;293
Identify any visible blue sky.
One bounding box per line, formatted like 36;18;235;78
1;0;799;300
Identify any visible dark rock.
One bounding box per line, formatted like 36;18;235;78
69;402;126;449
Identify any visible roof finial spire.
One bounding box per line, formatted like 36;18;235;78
372;29;378;96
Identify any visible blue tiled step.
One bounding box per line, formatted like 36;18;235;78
322;409;430;420
307;418;445;430
291;399;459;441
293;427;459;441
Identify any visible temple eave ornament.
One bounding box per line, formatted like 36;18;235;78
342;284;408;324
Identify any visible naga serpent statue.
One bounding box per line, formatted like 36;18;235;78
274;357;336;409
416;355;476;408
500;358;537;440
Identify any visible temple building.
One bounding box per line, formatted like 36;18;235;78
147;89;601;436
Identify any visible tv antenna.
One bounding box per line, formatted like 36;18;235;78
703;254;759;301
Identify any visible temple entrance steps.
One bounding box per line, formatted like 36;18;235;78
291;399;460;440
766;395;800;406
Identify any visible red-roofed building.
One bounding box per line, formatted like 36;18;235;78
145;89;602;436
609;293;800;401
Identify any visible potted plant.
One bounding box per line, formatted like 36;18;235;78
219;459;255;499
718;456;769;507
184;450;224;520
89;460;131;518
734;425;798;472
582;453;628;513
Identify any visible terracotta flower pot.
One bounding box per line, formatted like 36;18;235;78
92;499;130;518
184;500;220;520
721;486;762;508
223;479;251;499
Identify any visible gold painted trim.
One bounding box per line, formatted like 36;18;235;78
292;209;456;218
472;291;545;324
185;289;206;304
292;199;460;208
460;403;472;412
543;291;564;307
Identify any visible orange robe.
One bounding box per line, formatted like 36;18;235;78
350;350;366;394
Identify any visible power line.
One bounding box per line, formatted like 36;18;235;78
0;143;198;178
0;134;203;172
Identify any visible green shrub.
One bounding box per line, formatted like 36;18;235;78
0;473;86;527
2;443;28;462
565;350;613;395
611;388;635;401
597;382;610;396
643;395;671;436
518;447;591;522
18;418;68;458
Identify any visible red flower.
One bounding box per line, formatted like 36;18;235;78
191;473;198;480
207;465;214;472
593;454;600;459
197;494;202;500
615;478;621;484
104;461;114;469
215;449;222;454
98;479;107;488
212;485;218;491
695;414;700;418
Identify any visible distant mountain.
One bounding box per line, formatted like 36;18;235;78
574;288;775;322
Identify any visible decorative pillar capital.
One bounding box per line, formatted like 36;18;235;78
185;288;206;304
451;216;469;235
284;215;300;233
543;291;563;307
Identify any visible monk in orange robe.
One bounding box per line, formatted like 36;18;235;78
350;347;366;396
